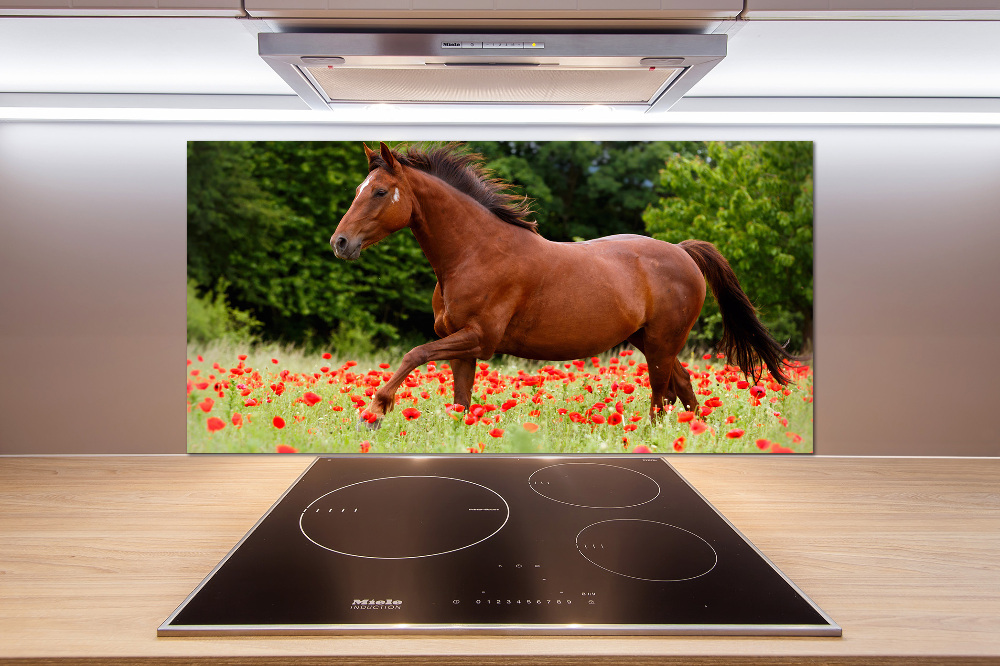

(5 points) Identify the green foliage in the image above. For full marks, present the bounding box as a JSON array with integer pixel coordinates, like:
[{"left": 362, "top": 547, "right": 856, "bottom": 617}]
[
  {"left": 468, "top": 141, "right": 701, "bottom": 242},
  {"left": 186, "top": 278, "right": 261, "bottom": 344},
  {"left": 643, "top": 141, "right": 814, "bottom": 352}
]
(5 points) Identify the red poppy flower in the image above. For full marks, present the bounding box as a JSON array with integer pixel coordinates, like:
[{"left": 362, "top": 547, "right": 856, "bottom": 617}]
[
  {"left": 522, "top": 422, "right": 539, "bottom": 433},
  {"left": 699, "top": 406, "right": 713, "bottom": 418},
  {"left": 402, "top": 407, "right": 421, "bottom": 420},
  {"left": 750, "top": 386, "right": 766, "bottom": 399},
  {"left": 231, "top": 413, "right": 242, "bottom": 427},
  {"left": 199, "top": 397, "right": 214, "bottom": 413},
  {"left": 705, "top": 397, "right": 722, "bottom": 408},
  {"left": 770, "top": 443, "right": 794, "bottom": 453},
  {"left": 206, "top": 417, "right": 225, "bottom": 433},
  {"left": 737, "top": 380, "right": 750, "bottom": 390},
  {"left": 244, "top": 398, "right": 258, "bottom": 407},
  {"left": 673, "top": 436, "right": 685, "bottom": 452},
  {"left": 608, "top": 412, "right": 623, "bottom": 426},
  {"left": 272, "top": 416, "right": 285, "bottom": 429},
  {"left": 689, "top": 420, "right": 708, "bottom": 435},
  {"left": 489, "top": 428, "right": 504, "bottom": 438},
  {"left": 379, "top": 363, "right": 390, "bottom": 369},
  {"left": 359, "top": 441, "right": 371, "bottom": 453},
  {"left": 464, "top": 414, "right": 477, "bottom": 425},
  {"left": 501, "top": 399, "right": 517, "bottom": 412},
  {"left": 276, "top": 444, "right": 297, "bottom": 453},
  {"left": 322, "top": 353, "right": 332, "bottom": 360},
  {"left": 623, "top": 424, "right": 637, "bottom": 432},
  {"left": 785, "top": 432, "right": 803, "bottom": 443},
  {"left": 726, "top": 428, "right": 745, "bottom": 439},
  {"left": 399, "top": 430, "right": 407, "bottom": 437},
  {"left": 303, "top": 392, "right": 322, "bottom": 407},
  {"left": 677, "top": 411, "right": 695, "bottom": 423},
  {"left": 590, "top": 414, "right": 606, "bottom": 425},
  {"left": 631, "top": 445, "right": 652, "bottom": 454},
  {"left": 755, "top": 438, "right": 771, "bottom": 450},
  {"left": 238, "top": 354, "right": 247, "bottom": 361},
  {"left": 271, "top": 358, "right": 279, "bottom": 364},
  {"left": 620, "top": 384, "right": 635, "bottom": 394},
  {"left": 449, "top": 404, "right": 466, "bottom": 413},
  {"left": 196, "top": 381, "right": 210, "bottom": 391}
]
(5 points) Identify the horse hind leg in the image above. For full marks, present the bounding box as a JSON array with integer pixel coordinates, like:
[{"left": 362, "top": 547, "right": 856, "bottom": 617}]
[
  {"left": 669, "top": 358, "right": 698, "bottom": 413},
  {"left": 628, "top": 331, "right": 678, "bottom": 418},
  {"left": 644, "top": 351, "right": 678, "bottom": 419}
]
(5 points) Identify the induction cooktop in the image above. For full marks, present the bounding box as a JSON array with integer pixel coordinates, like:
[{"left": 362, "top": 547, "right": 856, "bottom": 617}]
[{"left": 159, "top": 455, "right": 840, "bottom": 636}]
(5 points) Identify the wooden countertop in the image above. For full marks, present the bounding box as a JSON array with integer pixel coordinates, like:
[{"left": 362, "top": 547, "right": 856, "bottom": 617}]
[{"left": 1, "top": 455, "right": 997, "bottom": 665}]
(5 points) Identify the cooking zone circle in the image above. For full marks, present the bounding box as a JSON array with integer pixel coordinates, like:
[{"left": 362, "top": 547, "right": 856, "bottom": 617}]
[
  {"left": 576, "top": 519, "right": 718, "bottom": 582},
  {"left": 299, "top": 476, "right": 509, "bottom": 559},
  {"left": 528, "top": 463, "right": 661, "bottom": 508}
]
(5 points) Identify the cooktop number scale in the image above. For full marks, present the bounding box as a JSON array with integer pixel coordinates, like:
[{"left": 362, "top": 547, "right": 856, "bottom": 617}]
[{"left": 159, "top": 456, "right": 840, "bottom": 636}]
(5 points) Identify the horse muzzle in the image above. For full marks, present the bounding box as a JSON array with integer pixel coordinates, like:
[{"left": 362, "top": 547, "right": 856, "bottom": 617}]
[{"left": 331, "top": 234, "right": 363, "bottom": 261}]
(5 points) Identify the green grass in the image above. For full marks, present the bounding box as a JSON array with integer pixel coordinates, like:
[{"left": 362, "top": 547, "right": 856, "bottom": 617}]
[{"left": 186, "top": 340, "right": 813, "bottom": 455}]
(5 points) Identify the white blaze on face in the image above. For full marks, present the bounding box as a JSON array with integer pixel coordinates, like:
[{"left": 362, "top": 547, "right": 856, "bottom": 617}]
[
  {"left": 392, "top": 188, "right": 400, "bottom": 204},
  {"left": 355, "top": 173, "right": 374, "bottom": 201}
]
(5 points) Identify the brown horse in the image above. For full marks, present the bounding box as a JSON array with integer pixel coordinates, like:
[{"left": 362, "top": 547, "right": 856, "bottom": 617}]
[{"left": 331, "top": 142, "right": 793, "bottom": 426}]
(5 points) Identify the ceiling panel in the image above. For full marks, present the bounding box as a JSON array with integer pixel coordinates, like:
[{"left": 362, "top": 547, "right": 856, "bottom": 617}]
[
  {"left": 0, "top": 17, "right": 290, "bottom": 94},
  {"left": 687, "top": 20, "right": 1000, "bottom": 97},
  {"left": 0, "top": 16, "right": 998, "bottom": 100}
]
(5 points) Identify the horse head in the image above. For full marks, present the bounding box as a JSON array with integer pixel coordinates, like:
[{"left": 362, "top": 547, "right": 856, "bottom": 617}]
[{"left": 331, "top": 142, "right": 414, "bottom": 261}]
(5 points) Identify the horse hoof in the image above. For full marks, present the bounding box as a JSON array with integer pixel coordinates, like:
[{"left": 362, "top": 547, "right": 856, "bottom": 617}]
[{"left": 357, "top": 416, "right": 382, "bottom": 431}]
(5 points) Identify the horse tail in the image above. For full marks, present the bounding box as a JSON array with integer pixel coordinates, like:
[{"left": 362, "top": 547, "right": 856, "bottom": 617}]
[{"left": 679, "top": 239, "right": 795, "bottom": 386}]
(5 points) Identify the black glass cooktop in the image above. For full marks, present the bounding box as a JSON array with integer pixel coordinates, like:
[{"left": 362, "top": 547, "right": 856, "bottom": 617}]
[{"left": 159, "top": 456, "right": 840, "bottom": 636}]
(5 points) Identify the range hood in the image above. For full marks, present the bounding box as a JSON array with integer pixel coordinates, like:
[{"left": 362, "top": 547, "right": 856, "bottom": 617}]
[{"left": 258, "top": 32, "right": 726, "bottom": 113}]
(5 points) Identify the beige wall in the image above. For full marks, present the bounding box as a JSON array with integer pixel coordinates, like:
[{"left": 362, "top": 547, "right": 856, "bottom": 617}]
[{"left": 1, "top": 121, "right": 998, "bottom": 455}]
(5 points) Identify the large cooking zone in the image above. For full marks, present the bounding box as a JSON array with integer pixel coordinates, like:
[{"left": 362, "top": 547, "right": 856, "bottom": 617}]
[{"left": 160, "top": 456, "right": 839, "bottom": 636}]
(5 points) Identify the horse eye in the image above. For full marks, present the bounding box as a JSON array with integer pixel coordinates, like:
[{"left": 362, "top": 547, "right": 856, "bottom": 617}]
[{"left": 374, "top": 189, "right": 388, "bottom": 197}]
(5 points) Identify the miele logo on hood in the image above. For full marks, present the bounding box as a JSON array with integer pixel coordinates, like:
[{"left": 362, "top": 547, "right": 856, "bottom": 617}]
[{"left": 351, "top": 598, "right": 403, "bottom": 610}]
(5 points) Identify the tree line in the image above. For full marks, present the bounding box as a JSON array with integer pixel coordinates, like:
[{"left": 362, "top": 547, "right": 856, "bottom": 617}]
[{"left": 187, "top": 140, "right": 813, "bottom": 355}]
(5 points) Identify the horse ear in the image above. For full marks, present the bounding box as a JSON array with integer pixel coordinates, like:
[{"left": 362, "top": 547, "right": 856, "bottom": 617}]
[
  {"left": 363, "top": 143, "right": 376, "bottom": 160},
  {"left": 379, "top": 142, "right": 398, "bottom": 171}
]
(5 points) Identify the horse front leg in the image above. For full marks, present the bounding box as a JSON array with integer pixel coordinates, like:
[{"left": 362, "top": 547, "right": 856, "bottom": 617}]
[{"left": 364, "top": 328, "right": 485, "bottom": 428}]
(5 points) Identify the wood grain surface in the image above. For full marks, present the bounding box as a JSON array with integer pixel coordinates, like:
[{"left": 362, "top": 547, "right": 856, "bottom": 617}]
[{"left": 1, "top": 455, "right": 998, "bottom": 665}]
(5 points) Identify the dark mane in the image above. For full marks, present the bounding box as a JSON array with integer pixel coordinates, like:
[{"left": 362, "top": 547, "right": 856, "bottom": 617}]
[{"left": 368, "top": 143, "right": 538, "bottom": 234}]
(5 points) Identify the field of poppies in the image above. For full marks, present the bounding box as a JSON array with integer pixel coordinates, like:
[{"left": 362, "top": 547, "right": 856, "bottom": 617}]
[{"left": 186, "top": 342, "right": 813, "bottom": 455}]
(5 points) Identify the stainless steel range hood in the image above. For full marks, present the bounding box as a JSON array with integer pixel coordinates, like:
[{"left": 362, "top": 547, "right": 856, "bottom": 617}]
[{"left": 259, "top": 32, "right": 726, "bottom": 113}]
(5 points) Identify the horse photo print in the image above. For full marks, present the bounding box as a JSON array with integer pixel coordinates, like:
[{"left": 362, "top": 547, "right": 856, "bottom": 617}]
[{"left": 187, "top": 140, "right": 813, "bottom": 455}]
